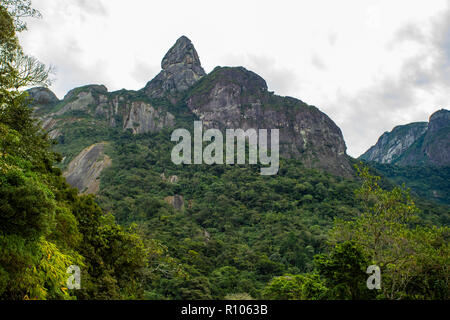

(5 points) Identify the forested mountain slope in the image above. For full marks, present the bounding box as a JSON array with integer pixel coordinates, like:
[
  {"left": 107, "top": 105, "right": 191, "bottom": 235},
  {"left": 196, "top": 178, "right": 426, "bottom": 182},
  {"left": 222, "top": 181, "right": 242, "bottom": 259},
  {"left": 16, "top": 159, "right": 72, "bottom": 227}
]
[
  {"left": 1, "top": 0, "right": 448, "bottom": 300},
  {"left": 360, "top": 109, "right": 450, "bottom": 205},
  {"left": 28, "top": 36, "right": 353, "bottom": 180}
]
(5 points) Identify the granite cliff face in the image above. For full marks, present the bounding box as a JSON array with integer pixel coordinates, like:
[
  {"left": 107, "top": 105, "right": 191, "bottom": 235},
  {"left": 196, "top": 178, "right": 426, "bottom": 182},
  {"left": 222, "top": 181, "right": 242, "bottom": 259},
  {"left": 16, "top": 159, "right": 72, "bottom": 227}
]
[
  {"left": 360, "top": 109, "right": 450, "bottom": 166},
  {"left": 360, "top": 122, "right": 428, "bottom": 164},
  {"left": 143, "top": 36, "right": 206, "bottom": 99},
  {"left": 27, "top": 87, "right": 59, "bottom": 106},
  {"left": 28, "top": 84, "right": 175, "bottom": 139},
  {"left": 397, "top": 109, "right": 450, "bottom": 166},
  {"left": 29, "top": 35, "right": 354, "bottom": 185},
  {"left": 63, "top": 142, "right": 111, "bottom": 194},
  {"left": 186, "top": 67, "right": 352, "bottom": 176}
]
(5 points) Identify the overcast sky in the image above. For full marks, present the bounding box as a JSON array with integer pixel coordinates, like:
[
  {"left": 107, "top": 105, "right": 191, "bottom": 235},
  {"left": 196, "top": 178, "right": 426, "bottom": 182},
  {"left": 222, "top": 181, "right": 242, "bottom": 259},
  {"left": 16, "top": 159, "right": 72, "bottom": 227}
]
[{"left": 18, "top": 0, "right": 450, "bottom": 157}]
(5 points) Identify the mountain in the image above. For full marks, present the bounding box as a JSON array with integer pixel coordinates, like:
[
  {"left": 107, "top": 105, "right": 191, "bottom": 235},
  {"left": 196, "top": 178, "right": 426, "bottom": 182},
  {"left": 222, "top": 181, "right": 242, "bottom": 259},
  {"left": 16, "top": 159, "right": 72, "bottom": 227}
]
[
  {"left": 360, "top": 109, "right": 450, "bottom": 205},
  {"left": 186, "top": 66, "right": 350, "bottom": 175},
  {"left": 143, "top": 35, "right": 206, "bottom": 99},
  {"left": 27, "top": 35, "right": 353, "bottom": 187},
  {"left": 18, "top": 36, "right": 450, "bottom": 300},
  {"left": 360, "top": 109, "right": 450, "bottom": 166},
  {"left": 359, "top": 122, "right": 428, "bottom": 164}
]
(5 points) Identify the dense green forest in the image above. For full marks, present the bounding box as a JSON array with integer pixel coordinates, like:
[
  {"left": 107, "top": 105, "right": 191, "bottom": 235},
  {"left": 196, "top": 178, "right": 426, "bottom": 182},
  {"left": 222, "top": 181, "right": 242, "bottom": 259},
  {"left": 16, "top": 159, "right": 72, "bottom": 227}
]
[
  {"left": 1, "top": 1, "right": 448, "bottom": 300},
  {"left": 0, "top": 1, "right": 151, "bottom": 299},
  {"left": 92, "top": 129, "right": 448, "bottom": 299},
  {"left": 368, "top": 162, "right": 450, "bottom": 206}
]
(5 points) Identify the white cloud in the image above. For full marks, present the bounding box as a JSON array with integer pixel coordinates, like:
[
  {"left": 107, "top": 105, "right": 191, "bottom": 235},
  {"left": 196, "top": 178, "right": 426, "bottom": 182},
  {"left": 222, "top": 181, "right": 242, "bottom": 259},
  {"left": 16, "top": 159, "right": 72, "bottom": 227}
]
[
  {"left": 329, "top": 2, "right": 450, "bottom": 156},
  {"left": 221, "top": 53, "right": 301, "bottom": 95}
]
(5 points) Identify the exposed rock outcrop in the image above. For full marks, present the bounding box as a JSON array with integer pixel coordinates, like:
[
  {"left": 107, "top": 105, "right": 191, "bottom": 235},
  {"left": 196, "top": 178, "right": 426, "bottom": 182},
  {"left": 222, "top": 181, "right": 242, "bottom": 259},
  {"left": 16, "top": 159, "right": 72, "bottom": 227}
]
[
  {"left": 360, "top": 122, "right": 428, "bottom": 164},
  {"left": 27, "top": 87, "right": 59, "bottom": 106},
  {"left": 30, "top": 35, "right": 356, "bottom": 178},
  {"left": 161, "top": 173, "right": 179, "bottom": 184},
  {"left": 187, "top": 67, "right": 352, "bottom": 177},
  {"left": 121, "top": 101, "right": 175, "bottom": 134},
  {"left": 164, "top": 195, "right": 185, "bottom": 210},
  {"left": 36, "top": 85, "right": 175, "bottom": 135},
  {"left": 64, "top": 142, "right": 112, "bottom": 194},
  {"left": 143, "top": 36, "right": 206, "bottom": 99},
  {"left": 398, "top": 109, "right": 450, "bottom": 166},
  {"left": 63, "top": 84, "right": 108, "bottom": 101},
  {"left": 360, "top": 109, "right": 450, "bottom": 166}
]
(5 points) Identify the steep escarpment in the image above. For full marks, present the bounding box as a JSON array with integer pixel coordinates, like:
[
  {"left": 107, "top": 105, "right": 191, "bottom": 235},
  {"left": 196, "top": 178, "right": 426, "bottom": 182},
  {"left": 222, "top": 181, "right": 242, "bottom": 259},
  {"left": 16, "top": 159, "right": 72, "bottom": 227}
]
[
  {"left": 30, "top": 35, "right": 354, "bottom": 183},
  {"left": 143, "top": 36, "right": 206, "bottom": 100},
  {"left": 360, "top": 109, "right": 450, "bottom": 205},
  {"left": 187, "top": 67, "right": 352, "bottom": 177},
  {"left": 360, "top": 122, "right": 428, "bottom": 164},
  {"left": 28, "top": 85, "right": 176, "bottom": 140},
  {"left": 397, "top": 109, "right": 450, "bottom": 166},
  {"left": 361, "top": 109, "right": 450, "bottom": 166}
]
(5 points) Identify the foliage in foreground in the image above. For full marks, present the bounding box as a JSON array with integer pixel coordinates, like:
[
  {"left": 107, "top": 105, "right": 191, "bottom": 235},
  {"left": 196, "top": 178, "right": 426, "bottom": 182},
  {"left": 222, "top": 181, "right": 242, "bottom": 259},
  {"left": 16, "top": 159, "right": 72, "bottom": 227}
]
[
  {"left": 1, "top": 0, "right": 448, "bottom": 300},
  {"left": 0, "top": 1, "right": 154, "bottom": 300},
  {"left": 263, "top": 165, "right": 449, "bottom": 300}
]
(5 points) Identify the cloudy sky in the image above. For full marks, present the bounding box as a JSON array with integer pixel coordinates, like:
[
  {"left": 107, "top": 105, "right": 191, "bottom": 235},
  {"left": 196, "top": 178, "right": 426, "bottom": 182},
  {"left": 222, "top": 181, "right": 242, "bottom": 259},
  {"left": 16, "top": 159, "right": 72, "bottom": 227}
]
[{"left": 18, "top": 0, "right": 450, "bottom": 157}]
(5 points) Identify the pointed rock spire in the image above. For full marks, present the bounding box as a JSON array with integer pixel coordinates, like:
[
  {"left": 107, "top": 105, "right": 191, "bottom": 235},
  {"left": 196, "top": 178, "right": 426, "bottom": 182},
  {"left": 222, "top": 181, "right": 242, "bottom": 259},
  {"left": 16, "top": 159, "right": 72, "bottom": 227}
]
[
  {"left": 161, "top": 36, "right": 202, "bottom": 69},
  {"left": 143, "top": 36, "right": 206, "bottom": 99}
]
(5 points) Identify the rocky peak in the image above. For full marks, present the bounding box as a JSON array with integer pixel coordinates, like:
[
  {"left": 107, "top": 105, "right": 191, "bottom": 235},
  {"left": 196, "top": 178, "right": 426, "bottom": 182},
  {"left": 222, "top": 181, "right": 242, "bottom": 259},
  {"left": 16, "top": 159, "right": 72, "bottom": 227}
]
[
  {"left": 64, "top": 84, "right": 108, "bottom": 101},
  {"left": 186, "top": 66, "right": 268, "bottom": 113},
  {"left": 428, "top": 109, "right": 450, "bottom": 134},
  {"left": 359, "top": 122, "right": 428, "bottom": 164},
  {"left": 360, "top": 108, "right": 450, "bottom": 166},
  {"left": 161, "top": 36, "right": 202, "bottom": 70},
  {"left": 28, "top": 37, "right": 356, "bottom": 178},
  {"left": 186, "top": 66, "right": 353, "bottom": 177},
  {"left": 143, "top": 36, "right": 206, "bottom": 99},
  {"left": 26, "top": 87, "right": 59, "bottom": 105}
]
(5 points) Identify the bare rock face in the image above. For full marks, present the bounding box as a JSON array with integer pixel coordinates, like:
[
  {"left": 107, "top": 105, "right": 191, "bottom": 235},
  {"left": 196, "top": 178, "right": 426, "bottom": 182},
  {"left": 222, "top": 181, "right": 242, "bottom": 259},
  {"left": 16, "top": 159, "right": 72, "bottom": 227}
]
[
  {"left": 187, "top": 67, "right": 353, "bottom": 177},
  {"left": 35, "top": 85, "right": 111, "bottom": 136},
  {"left": 64, "top": 84, "right": 107, "bottom": 101},
  {"left": 64, "top": 142, "right": 112, "bottom": 194},
  {"left": 38, "top": 85, "right": 175, "bottom": 136},
  {"left": 164, "top": 195, "right": 185, "bottom": 210},
  {"left": 26, "top": 87, "right": 60, "bottom": 118},
  {"left": 27, "top": 87, "right": 59, "bottom": 106},
  {"left": 121, "top": 101, "right": 175, "bottom": 134},
  {"left": 143, "top": 36, "right": 206, "bottom": 99},
  {"left": 56, "top": 90, "right": 97, "bottom": 115},
  {"left": 428, "top": 109, "right": 450, "bottom": 134},
  {"left": 398, "top": 109, "right": 450, "bottom": 166},
  {"left": 161, "top": 173, "right": 179, "bottom": 183},
  {"left": 360, "top": 109, "right": 450, "bottom": 166},
  {"left": 29, "top": 36, "right": 357, "bottom": 178},
  {"left": 360, "top": 122, "right": 428, "bottom": 164}
]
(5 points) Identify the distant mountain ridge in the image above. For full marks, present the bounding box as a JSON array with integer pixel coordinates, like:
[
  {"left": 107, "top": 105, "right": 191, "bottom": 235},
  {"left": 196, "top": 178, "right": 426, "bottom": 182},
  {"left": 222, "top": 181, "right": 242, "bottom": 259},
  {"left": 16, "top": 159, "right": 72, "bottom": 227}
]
[
  {"left": 360, "top": 109, "right": 450, "bottom": 166},
  {"left": 27, "top": 35, "right": 353, "bottom": 188}
]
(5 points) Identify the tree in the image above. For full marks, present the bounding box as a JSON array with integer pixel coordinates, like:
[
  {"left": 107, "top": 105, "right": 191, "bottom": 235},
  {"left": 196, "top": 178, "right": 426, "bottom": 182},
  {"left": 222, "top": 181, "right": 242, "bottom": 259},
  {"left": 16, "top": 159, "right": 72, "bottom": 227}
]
[
  {"left": 262, "top": 273, "right": 327, "bottom": 300},
  {"left": 314, "top": 241, "right": 374, "bottom": 300},
  {"left": 0, "top": 1, "right": 151, "bottom": 300},
  {"left": 2, "top": 0, "right": 42, "bottom": 32},
  {"left": 330, "top": 164, "right": 449, "bottom": 299},
  {"left": 0, "top": 0, "right": 50, "bottom": 107}
]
